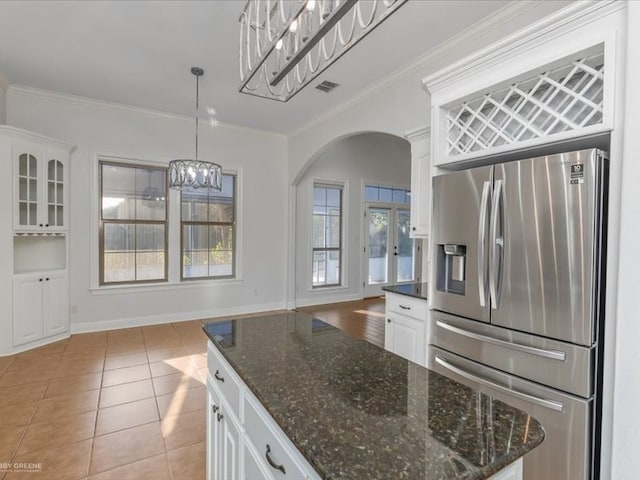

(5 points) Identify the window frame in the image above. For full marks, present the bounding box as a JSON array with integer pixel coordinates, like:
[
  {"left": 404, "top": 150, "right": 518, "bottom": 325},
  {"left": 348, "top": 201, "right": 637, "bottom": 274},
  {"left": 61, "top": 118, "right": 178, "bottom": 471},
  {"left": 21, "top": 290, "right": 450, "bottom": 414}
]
[
  {"left": 98, "top": 160, "right": 169, "bottom": 286},
  {"left": 311, "top": 182, "right": 344, "bottom": 289},
  {"left": 180, "top": 173, "right": 237, "bottom": 281}
]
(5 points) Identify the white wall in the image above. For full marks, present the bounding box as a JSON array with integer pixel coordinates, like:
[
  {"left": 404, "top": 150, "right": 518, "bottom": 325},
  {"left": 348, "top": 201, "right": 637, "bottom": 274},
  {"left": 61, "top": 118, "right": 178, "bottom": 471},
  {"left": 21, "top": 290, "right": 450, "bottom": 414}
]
[
  {"left": 294, "top": 133, "right": 410, "bottom": 306},
  {"left": 6, "top": 86, "right": 289, "bottom": 331},
  {"left": 0, "top": 82, "right": 6, "bottom": 124},
  {"left": 286, "top": 1, "right": 572, "bottom": 184},
  {"left": 610, "top": 2, "right": 640, "bottom": 478}
]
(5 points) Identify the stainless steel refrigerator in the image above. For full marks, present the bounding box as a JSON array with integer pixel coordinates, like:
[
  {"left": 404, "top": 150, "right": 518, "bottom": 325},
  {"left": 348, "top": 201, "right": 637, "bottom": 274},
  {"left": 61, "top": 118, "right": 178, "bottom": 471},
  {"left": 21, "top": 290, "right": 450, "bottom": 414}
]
[{"left": 428, "top": 148, "right": 607, "bottom": 480}]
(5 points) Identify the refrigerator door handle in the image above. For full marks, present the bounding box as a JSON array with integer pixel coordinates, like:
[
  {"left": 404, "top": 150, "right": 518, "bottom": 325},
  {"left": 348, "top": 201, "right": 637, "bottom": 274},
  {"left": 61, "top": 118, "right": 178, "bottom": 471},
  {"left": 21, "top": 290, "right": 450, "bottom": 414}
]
[
  {"left": 477, "top": 181, "right": 491, "bottom": 307},
  {"left": 434, "top": 355, "right": 565, "bottom": 412},
  {"left": 489, "top": 179, "right": 504, "bottom": 309},
  {"left": 435, "top": 320, "right": 567, "bottom": 361}
]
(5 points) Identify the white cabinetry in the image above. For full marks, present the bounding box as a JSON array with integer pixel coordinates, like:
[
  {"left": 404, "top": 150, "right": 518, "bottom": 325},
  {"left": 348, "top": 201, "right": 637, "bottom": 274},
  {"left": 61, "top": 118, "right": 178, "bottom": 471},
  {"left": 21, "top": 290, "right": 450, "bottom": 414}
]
[
  {"left": 0, "top": 126, "right": 74, "bottom": 356},
  {"left": 384, "top": 292, "right": 428, "bottom": 366},
  {"left": 14, "top": 141, "right": 69, "bottom": 232},
  {"left": 206, "top": 342, "right": 321, "bottom": 480},
  {"left": 12, "top": 271, "right": 68, "bottom": 347},
  {"left": 405, "top": 127, "right": 430, "bottom": 238}
]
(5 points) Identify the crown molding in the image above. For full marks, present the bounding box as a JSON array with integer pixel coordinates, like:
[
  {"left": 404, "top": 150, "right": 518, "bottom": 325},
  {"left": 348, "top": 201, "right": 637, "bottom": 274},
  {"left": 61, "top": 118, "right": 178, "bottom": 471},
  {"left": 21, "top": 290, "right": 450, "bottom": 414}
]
[
  {"left": 422, "top": 0, "right": 623, "bottom": 93},
  {"left": 0, "top": 72, "right": 9, "bottom": 91},
  {"left": 290, "top": 0, "right": 544, "bottom": 137},
  {"left": 404, "top": 126, "right": 430, "bottom": 142},
  {"left": 0, "top": 125, "right": 76, "bottom": 152},
  {"left": 8, "top": 85, "right": 286, "bottom": 139}
]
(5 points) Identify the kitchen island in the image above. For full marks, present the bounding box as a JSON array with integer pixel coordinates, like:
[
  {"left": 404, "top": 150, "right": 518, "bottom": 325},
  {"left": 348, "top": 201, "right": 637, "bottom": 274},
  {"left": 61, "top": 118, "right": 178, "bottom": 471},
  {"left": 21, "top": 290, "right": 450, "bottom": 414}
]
[{"left": 203, "top": 311, "right": 544, "bottom": 480}]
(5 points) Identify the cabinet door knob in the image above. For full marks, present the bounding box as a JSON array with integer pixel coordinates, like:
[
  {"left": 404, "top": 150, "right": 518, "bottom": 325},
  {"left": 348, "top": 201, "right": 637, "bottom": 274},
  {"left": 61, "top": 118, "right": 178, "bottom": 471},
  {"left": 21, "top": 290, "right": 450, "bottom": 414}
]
[
  {"left": 39, "top": 278, "right": 43, "bottom": 282},
  {"left": 214, "top": 370, "right": 225, "bottom": 383},
  {"left": 217, "top": 413, "right": 224, "bottom": 422},
  {"left": 412, "top": 227, "right": 416, "bottom": 231},
  {"left": 39, "top": 223, "right": 43, "bottom": 227},
  {"left": 45, "top": 224, "right": 49, "bottom": 227},
  {"left": 46, "top": 278, "right": 49, "bottom": 281},
  {"left": 387, "top": 318, "right": 391, "bottom": 323},
  {"left": 212, "top": 404, "right": 219, "bottom": 413},
  {"left": 265, "top": 444, "right": 286, "bottom": 475}
]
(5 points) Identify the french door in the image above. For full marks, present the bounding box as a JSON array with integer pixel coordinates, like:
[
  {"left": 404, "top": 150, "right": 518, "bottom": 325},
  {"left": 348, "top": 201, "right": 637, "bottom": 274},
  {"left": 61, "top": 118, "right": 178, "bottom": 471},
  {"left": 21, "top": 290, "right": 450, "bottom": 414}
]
[{"left": 364, "top": 204, "right": 421, "bottom": 297}]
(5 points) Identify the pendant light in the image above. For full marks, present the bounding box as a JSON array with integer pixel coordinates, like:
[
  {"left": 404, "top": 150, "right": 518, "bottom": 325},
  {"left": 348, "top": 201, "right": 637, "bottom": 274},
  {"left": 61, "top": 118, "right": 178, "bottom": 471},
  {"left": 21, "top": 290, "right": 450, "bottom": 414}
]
[{"left": 168, "top": 67, "right": 222, "bottom": 190}]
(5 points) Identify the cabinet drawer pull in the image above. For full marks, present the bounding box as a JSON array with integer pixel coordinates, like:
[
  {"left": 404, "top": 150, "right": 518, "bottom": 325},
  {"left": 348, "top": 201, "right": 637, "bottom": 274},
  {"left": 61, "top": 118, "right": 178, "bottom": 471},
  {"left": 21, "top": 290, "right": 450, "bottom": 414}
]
[
  {"left": 399, "top": 304, "right": 411, "bottom": 310},
  {"left": 217, "top": 412, "right": 224, "bottom": 422},
  {"left": 214, "top": 370, "right": 225, "bottom": 382},
  {"left": 265, "top": 444, "right": 286, "bottom": 474}
]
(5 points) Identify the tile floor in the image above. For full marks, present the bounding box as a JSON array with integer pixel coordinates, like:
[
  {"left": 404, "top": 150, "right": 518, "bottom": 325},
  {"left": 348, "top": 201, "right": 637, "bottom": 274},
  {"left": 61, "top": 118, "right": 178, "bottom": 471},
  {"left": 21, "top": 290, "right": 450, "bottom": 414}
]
[{"left": 0, "top": 298, "right": 385, "bottom": 480}]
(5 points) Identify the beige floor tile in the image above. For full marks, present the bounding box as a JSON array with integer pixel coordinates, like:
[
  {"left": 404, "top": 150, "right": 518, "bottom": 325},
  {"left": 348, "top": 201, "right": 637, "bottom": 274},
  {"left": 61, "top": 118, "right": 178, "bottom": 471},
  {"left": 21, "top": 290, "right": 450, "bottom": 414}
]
[
  {"left": 107, "top": 328, "right": 144, "bottom": 344},
  {"left": 161, "top": 408, "right": 206, "bottom": 451},
  {"left": 15, "top": 339, "right": 67, "bottom": 358},
  {"left": 98, "top": 379, "right": 155, "bottom": 408},
  {"left": 95, "top": 397, "right": 159, "bottom": 436},
  {"left": 167, "top": 441, "right": 206, "bottom": 480},
  {"left": 89, "top": 422, "right": 165, "bottom": 475},
  {"left": 103, "top": 352, "right": 148, "bottom": 371},
  {"left": 142, "top": 324, "right": 178, "bottom": 340},
  {"left": 190, "top": 353, "right": 207, "bottom": 369},
  {"left": 183, "top": 341, "right": 208, "bottom": 356},
  {"left": 0, "top": 356, "right": 15, "bottom": 376},
  {"left": 6, "top": 438, "right": 92, "bottom": 480},
  {"left": 6, "top": 352, "right": 63, "bottom": 371},
  {"left": 149, "top": 357, "right": 197, "bottom": 378},
  {"left": 87, "top": 453, "right": 171, "bottom": 480},
  {"left": 144, "top": 337, "right": 185, "bottom": 353},
  {"left": 0, "top": 424, "right": 27, "bottom": 462},
  {"left": 18, "top": 411, "right": 96, "bottom": 455},
  {"left": 31, "top": 390, "right": 99, "bottom": 423},
  {"left": 152, "top": 372, "right": 204, "bottom": 396},
  {"left": 146, "top": 346, "right": 189, "bottom": 363},
  {"left": 56, "top": 358, "right": 105, "bottom": 377},
  {"left": 45, "top": 373, "right": 103, "bottom": 398},
  {"left": 105, "top": 342, "right": 147, "bottom": 357},
  {"left": 0, "top": 401, "right": 39, "bottom": 428},
  {"left": 156, "top": 385, "right": 206, "bottom": 419},
  {"left": 0, "top": 383, "right": 48, "bottom": 408},
  {"left": 0, "top": 367, "right": 58, "bottom": 388},
  {"left": 101, "top": 364, "right": 150, "bottom": 387}
]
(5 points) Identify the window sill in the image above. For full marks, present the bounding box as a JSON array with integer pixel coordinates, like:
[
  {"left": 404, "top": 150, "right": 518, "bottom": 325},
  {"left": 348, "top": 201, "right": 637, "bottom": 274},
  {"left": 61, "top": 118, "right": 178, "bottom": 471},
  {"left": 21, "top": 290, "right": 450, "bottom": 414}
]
[
  {"left": 308, "top": 285, "right": 349, "bottom": 293},
  {"left": 90, "top": 277, "right": 244, "bottom": 296}
]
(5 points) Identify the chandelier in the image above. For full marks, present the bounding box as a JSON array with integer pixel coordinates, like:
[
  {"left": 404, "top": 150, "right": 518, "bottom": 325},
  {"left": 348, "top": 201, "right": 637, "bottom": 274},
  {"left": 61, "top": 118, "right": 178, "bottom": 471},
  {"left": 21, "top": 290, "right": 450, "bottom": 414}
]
[
  {"left": 239, "top": 0, "right": 407, "bottom": 102},
  {"left": 168, "top": 67, "right": 223, "bottom": 190}
]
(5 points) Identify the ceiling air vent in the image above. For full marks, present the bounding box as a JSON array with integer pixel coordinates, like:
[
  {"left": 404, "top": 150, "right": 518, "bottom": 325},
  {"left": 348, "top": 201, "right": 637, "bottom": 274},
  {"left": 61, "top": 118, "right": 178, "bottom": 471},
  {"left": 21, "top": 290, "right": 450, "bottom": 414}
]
[{"left": 315, "top": 81, "right": 340, "bottom": 93}]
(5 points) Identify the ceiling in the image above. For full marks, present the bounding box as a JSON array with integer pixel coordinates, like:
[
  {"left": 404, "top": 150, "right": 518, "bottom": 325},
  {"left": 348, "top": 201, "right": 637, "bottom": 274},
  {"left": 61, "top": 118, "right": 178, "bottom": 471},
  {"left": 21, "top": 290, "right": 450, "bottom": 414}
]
[{"left": 0, "top": 1, "right": 509, "bottom": 134}]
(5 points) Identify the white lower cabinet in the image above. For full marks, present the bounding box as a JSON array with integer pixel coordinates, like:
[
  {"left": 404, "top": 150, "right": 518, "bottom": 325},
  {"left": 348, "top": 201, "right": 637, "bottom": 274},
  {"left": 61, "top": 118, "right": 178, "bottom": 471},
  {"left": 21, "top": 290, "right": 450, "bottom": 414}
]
[
  {"left": 207, "top": 342, "right": 321, "bottom": 480},
  {"left": 384, "top": 292, "right": 428, "bottom": 366},
  {"left": 12, "top": 270, "right": 68, "bottom": 347}
]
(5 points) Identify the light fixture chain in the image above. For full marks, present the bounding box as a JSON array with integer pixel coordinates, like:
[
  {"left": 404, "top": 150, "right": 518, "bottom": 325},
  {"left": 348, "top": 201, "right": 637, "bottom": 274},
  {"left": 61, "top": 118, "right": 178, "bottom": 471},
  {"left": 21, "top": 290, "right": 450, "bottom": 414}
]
[{"left": 195, "top": 72, "right": 199, "bottom": 161}]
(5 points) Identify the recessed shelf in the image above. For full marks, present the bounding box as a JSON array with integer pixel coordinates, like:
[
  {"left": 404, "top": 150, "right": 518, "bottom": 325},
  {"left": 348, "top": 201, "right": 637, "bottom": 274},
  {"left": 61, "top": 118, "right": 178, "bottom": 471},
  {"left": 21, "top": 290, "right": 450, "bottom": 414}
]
[{"left": 13, "top": 236, "right": 67, "bottom": 274}]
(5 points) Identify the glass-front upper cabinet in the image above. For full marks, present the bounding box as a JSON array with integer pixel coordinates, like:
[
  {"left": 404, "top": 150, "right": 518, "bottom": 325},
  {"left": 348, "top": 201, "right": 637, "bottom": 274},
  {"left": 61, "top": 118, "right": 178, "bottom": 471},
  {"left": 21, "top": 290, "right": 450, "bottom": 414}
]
[{"left": 14, "top": 144, "right": 69, "bottom": 232}]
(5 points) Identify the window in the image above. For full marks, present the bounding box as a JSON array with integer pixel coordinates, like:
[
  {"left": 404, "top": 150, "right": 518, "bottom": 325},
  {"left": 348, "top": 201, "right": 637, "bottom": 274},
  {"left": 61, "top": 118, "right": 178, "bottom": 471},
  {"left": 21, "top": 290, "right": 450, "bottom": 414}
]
[
  {"left": 312, "top": 184, "right": 342, "bottom": 287},
  {"left": 364, "top": 184, "right": 410, "bottom": 204},
  {"left": 181, "top": 174, "right": 236, "bottom": 279},
  {"left": 99, "top": 162, "right": 167, "bottom": 285}
]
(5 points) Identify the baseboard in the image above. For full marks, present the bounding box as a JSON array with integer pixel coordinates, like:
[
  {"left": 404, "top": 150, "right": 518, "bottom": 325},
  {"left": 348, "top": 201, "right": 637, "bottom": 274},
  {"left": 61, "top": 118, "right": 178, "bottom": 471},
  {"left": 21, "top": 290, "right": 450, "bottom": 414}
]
[
  {"left": 70, "top": 301, "right": 287, "bottom": 334},
  {"left": 294, "top": 292, "right": 363, "bottom": 308}
]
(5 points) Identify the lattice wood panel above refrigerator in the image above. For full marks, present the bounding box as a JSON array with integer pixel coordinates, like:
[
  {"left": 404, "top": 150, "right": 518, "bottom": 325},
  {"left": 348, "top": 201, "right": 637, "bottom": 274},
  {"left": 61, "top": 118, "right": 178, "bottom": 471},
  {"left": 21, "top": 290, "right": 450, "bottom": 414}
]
[{"left": 446, "top": 52, "right": 604, "bottom": 157}]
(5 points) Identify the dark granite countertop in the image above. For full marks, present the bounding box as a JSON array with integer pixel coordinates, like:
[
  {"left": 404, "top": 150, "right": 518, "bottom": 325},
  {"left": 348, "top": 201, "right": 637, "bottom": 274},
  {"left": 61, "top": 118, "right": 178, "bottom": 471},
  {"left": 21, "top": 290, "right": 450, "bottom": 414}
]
[
  {"left": 203, "top": 312, "right": 543, "bottom": 480},
  {"left": 382, "top": 282, "right": 430, "bottom": 300}
]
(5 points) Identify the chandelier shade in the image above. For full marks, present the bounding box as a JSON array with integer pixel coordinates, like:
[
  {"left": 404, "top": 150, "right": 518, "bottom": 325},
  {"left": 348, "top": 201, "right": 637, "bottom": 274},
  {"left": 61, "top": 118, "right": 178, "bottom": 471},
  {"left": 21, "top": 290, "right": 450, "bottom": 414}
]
[
  {"left": 239, "top": 0, "right": 408, "bottom": 102},
  {"left": 169, "top": 67, "right": 223, "bottom": 191}
]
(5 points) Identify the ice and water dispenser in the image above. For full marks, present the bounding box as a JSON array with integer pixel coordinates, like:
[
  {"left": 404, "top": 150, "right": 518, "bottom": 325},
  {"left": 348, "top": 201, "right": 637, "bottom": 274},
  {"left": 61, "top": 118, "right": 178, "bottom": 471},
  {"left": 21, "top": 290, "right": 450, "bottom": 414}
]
[{"left": 435, "top": 244, "right": 466, "bottom": 295}]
